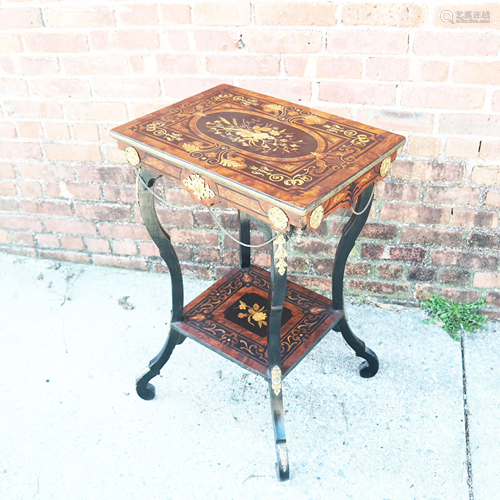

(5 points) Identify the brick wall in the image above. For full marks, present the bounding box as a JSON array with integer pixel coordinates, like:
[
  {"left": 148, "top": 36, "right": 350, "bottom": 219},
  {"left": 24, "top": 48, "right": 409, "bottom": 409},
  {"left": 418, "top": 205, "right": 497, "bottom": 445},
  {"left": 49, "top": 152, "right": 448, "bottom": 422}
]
[{"left": 1, "top": 1, "right": 499, "bottom": 316}]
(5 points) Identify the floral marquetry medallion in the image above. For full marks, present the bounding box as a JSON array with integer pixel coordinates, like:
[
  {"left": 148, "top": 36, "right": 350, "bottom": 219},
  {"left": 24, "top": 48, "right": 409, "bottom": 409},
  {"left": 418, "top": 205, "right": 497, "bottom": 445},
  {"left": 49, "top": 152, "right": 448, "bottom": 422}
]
[{"left": 111, "top": 84, "right": 405, "bottom": 221}]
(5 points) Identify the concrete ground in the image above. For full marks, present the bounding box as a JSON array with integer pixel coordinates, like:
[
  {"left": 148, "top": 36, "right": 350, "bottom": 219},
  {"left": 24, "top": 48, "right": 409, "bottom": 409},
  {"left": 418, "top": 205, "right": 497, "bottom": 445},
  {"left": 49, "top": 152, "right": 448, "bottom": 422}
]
[{"left": 0, "top": 251, "right": 498, "bottom": 500}]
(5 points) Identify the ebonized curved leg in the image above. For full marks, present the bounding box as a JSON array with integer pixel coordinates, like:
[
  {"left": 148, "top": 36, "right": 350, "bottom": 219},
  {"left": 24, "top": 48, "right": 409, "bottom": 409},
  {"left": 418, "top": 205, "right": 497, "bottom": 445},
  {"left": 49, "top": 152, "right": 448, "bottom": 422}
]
[
  {"left": 332, "top": 184, "right": 379, "bottom": 378},
  {"left": 268, "top": 228, "right": 290, "bottom": 481},
  {"left": 135, "top": 167, "right": 185, "bottom": 400}
]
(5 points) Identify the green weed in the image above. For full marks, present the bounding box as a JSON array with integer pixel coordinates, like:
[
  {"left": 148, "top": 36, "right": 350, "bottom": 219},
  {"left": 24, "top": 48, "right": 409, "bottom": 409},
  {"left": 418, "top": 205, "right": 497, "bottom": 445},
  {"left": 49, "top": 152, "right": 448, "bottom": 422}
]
[{"left": 421, "top": 295, "right": 488, "bottom": 341}]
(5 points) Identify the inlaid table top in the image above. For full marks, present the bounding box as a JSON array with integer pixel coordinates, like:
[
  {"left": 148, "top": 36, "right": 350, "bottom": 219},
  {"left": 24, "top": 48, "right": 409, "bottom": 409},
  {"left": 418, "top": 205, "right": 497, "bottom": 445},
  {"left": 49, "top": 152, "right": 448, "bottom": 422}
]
[{"left": 111, "top": 84, "right": 405, "bottom": 231}]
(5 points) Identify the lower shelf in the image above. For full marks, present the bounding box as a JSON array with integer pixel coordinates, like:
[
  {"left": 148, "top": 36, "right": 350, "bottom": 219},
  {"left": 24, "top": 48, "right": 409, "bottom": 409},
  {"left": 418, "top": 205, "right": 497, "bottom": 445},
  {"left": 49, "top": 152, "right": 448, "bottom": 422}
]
[{"left": 174, "top": 265, "right": 342, "bottom": 379}]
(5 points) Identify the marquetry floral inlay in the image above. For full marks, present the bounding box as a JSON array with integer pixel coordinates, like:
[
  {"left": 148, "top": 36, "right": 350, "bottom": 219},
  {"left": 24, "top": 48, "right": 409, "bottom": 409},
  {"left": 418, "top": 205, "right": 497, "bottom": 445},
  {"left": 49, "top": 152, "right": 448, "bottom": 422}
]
[
  {"left": 145, "top": 121, "right": 184, "bottom": 142},
  {"left": 237, "top": 300, "right": 268, "bottom": 328},
  {"left": 182, "top": 174, "right": 216, "bottom": 200}
]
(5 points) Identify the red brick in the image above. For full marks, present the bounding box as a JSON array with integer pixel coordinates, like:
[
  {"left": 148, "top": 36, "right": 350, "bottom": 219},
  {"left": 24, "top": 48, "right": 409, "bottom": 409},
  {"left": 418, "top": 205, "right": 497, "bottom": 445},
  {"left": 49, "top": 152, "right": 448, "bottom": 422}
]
[
  {"left": 162, "top": 77, "right": 227, "bottom": 99},
  {"left": 486, "top": 292, "right": 500, "bottom": 308},
  {"left": 182, "top": 263, "right": 213, "bottom": 280},
  {"left": 0, "top": 123, "right": 16, "bottom": 138},
  {"left": 360, "top": 223, "right": 398, "bottom": 240},
  {"left": 245, "top": 29, "right": 322, "bottom": 53},
  {"left": 0, "top": 163, "right": 15, "bottom": 178},
  {"left": 445, "top": 138, "right": 479, "bottom": 159},
  {"left": 37, "top": 234, "right": 60, "bottom": 248},
  {"left": 116, "top": 4, "right": 158, "bottom": 26},
  {"left": 194, "top": 247, "right": 221, "bottom": 263},
  {"left": 0, "top": 199, "right": 19, "bottom": 212},
  {"left": 440, "top": 114, "right": 500, "bottom": 136},
  {"left": 327, "top": 30, "right": 408, "bottom": 55},
  {"left": 0, "top": 181, "right": 16, "bottom": 196},
  {"left": 434, "top": 5, "right": 500, "bottom": 30},
  {"left": 160, "top": 4, "right": 191, "bottom": 24},
  {"left": 92, "top": 77, "right": 161, "bottom": 99},
  {"left": 65, "top": 102, "right": 128, "bottom": 121},
  {"left": 441, "top": 269, "right": 470, "bottom": 286},
  {"left": 0, "top": 8, "right": 42, "bottom": 29},
  {"left": 377, "top": 263, "right": 404, "bottom": 279},
  {"left": 74, "top": 203, "right": 130, "bottom": 222},
  {"left": 130, "top": 54, "right": 202, "bottom": 75},
  {"left": 289, "top": 276, "right": 331, "bottom": 292},
  {"left": 283, "top": 56, "right": 309, "bottom": 77},
  {"left": 46, "top": 182, "right": 100, "bottom": 200},
  {"left": 471, "top": 166, "right": 500, "bottom": 185},
  {"left": 44, "top": 124, "right": 70, "bottom": 141},
  {"left": 0, "top": 35, "right": 22, "bottom": 53},
  {"left": 44, "top": 219, "right": 97, "bottom": 236},
  {"left": 409, "top": 266, "right": 437, "bottom": 282},
  {"left": 156, "top": 208, "right": 194, "bottom": 227},
  {"left": 0, "top": 56, "right": 59, "bottom": 76},
  {"left": 164, "top": 29, "right": 191, "bottom": 51},
  {"left": 452, "top": 209, "right": 498, "bottom": 229},
  {"left": 346, "top": 262, "right": 371, "bottom": 277},
  {"left": 256, "top": 2, "right": 337, "bottom": 25},
  {"left": 0, "top": 247, "right": 37, "bottom": 258},
  {"left": 474, "top": 273, "right": 500, "bottom": 289},
  {"left": 5, "top": 100, "right": 63, "bottom": 119},
  {"left": 366, "top": 57, "right": 408, "bottom": 81},
  {"left": 406, "top": 136, "right": 441, "bottom": 158},
  {"left": 91, "top": 30, "right": 160, "bottom": 51},
  {"left": 43, "top": 6, "right": 113, "bottom": 27},
  {"left": 467, "top": 233, "right": 500, "bottom": 250},
  {"left": 23, "top": 33, "right": 89, "bottom": 53},
  {"left": 390, "top": 247, "right": 426, "bottom": 262},
  {"left": 170, "top": 228, "right": 218, "bottom": 246},
  {"left": 402, "top": 85, "right": 485, "bottom": 110},
  {"left": 21, "top": 200, "right": 73, "bottom": 216},
  {"left": 93, "top": 254, "right": 148, "bottom": 271},
  {"left": 375, "top": 182, "right": 420, "bottom": 202},
  {"left": 361, "top": 244, "right": 384, "bottom": 259},
  {"left": 415, "top": 285, "right": 480, "bottom": 303},
  {"left": 43, "top": 144, "right": 101, "bottom": 163},
  {"left": 61, "top": 54, "right": 129, "bottom": 76},
  {"left": 17, "top": 122, "right": 43, "bottom": 139},
  {"left": 342, "top": 3, "right": 427, "bottom": 27},
  {"left": 0, "top": 229, "right": 11, "bottom": 244},
  {"left": 381, "top": 203, "right": 451, "bottom": 225},
  {"left": 431, "top": 251, "right": 458, "bottom": 267},
  {"left": 317, "top": 57, "right": 363, "bottom": 79},
  {"left": 11, "top": 232, "right": 34, "bottom": 246},
  {"left": 206, "top": 55, "right": 280, "bottom": 76},
  {"left": 0, "top": 215, "right": 42, "bottom": 231},
  {"left": 486, "top": 190, "right": 500, "bottom": 208},
  {"left": 0, "top": 78, "right": 28, "bottom": 97},
  {"left": 348, "top": 280, "right": 410, "bottom": 296},
  {"left": 86, "top": 238, "right": 110, "bottom": 254},
  {"left": 401, "top": 227, "right": 462, "bottom": 247},
  {"left": 112, "top": 240, "right": 138, "bottom": 255},
  {"left": 190, "top": 29, "right": 236, "bottom": 51},
  {"left": 223, "top": 251, "right": 238, "bottom": 266},
  {"left": 424, "top": 187, "right": 480, "bottom": 206},
  {"left": 77, "top": 166, "right": 134, "bottom": 184},
  {"left": 413, "top": 32, "right": 500, "bottom": 57},
  {"left": 320, "top": 82, "right": 396, "bottom": 105},
  {"left": 99, "top": 223, "right": 149, "bottom": 240},
  {"left": 409, "top": 60, "right": 449, "bottom": 82},
  {"left": 237, "top": 79, "right": 311, "bottom": 102},
  {"left": 39, "top": 250, "right": 90, "bottom": 265},
  {"left": 194, "top": 2, "right": 250, "bottom": 26},
  {"left": 289, "top": 256, "right": 311, "bottom": 273},
  {"left": 0, "top": 142, "right": 41, "bottom": 159},
  {"left": 454, "top": 61, "right": 500, "bottom": 85},
  {"left": 390, "top": 161, "right": 465, "bottom": 183},
  {"left": 102, "top": 186, "right": 136, "bottom": 203},
  {"left": 61, "top": 236, "right": 85, "bottom": 251},
  {"left": 18, "top": 163, "right": 74, "bottom": 181},
  {"left": 30, "top": 79, "right": 91, "bottom": 99},
  {"left": 480, "top": 141, "right": 500, "bottom": 162},
  {"left": 72, "top": 124, "right": 99, "bottom": 141},
  {"left": 458, "top": 252, "right": 499, "bottom": 270},
  {"left": 356, "top": 109, "right": 434, "bottom": 133}
]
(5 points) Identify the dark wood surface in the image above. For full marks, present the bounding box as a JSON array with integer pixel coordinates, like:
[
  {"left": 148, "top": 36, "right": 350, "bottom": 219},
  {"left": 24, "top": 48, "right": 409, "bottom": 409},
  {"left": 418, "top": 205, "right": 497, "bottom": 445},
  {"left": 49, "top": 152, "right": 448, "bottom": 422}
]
[
  {"left": 111, "top": 84, "right": 405, "bottom": 224},
  {"left": 174, "top": 265, "right": 342, "bottom": 378}
]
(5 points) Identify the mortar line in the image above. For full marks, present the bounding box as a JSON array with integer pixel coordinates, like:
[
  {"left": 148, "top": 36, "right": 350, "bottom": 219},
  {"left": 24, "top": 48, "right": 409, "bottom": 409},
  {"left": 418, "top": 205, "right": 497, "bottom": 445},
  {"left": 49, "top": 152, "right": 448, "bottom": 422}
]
[{"left": 461, "top": 333, "right": 474, "bottom": 500}]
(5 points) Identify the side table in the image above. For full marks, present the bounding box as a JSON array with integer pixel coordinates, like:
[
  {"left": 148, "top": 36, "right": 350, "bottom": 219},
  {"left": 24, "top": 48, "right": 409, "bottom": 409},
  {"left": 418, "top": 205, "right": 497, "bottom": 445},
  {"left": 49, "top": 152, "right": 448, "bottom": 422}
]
[{"left": 111, "top": 84, "right": 405, "bottom": 480}]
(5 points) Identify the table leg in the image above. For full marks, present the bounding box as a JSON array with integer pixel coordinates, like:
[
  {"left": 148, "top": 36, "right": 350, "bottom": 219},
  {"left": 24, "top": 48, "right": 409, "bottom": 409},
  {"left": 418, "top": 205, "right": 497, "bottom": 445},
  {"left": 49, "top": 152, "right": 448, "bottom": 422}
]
[
  {"left": 238, "top": 210, "right": 251, "bottom": 269},
  {"left": 332, "top": 184, "right": 379, "bottom": 378},
  {"left": 268, "top": 228, "right": 290, "bottom": 481},
  {"left": 135, "top": 167, "right": 185, "bottom": 400}
]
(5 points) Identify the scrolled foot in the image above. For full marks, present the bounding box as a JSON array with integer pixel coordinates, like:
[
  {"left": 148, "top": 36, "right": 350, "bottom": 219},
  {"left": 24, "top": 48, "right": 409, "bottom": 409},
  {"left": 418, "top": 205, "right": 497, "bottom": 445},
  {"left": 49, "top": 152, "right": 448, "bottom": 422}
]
[
  {"left": 359, "top": 347, "right": 379, "bottom": 378},
  {"left": 275, "top": 441, "right": 290, "bottom": 481},
  {"left": 136, "top": 369, "right": 157, "bottom": 400}
]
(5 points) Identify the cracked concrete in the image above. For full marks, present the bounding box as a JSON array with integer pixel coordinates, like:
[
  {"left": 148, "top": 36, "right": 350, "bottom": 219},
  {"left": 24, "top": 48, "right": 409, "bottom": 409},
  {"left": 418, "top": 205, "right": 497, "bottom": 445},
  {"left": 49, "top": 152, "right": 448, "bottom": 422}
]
[{"left": 0, "top": 252, "right": 498, "bottom": 499}]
